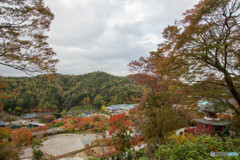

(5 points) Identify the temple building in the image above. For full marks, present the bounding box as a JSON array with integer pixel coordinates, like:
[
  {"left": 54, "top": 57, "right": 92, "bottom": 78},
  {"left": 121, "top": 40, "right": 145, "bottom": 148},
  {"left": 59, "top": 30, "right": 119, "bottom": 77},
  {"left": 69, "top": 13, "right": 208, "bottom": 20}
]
[{"left": 192, "top": 100, "right": 231, "bottom": 132}]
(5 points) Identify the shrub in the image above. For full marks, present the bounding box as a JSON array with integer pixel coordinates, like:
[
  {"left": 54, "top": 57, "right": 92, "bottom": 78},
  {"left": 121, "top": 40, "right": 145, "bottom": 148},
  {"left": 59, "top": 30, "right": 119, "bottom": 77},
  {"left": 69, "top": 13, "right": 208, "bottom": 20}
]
[
  {"left": 52, "top": 112, "right": 61, "bottom": 119},
  {"left": 154, "top": 136, "right": 240, "bottom": 160},
  {"left": 168, "top": 133, "right": 195, "bottom": 144},
  {"left": 51, "top": 119, "right": 64, "bottom": 127},
  {"left": 32, "top": 126, "right": 48, "bottom": 132},
  {"left": 12, "top": 127, "right": 32, "bottom": 146},
  {"left": 33, "top": 149, "right": 43, "bottom": 160},
  {"left": 43, "top": 115, "right": 56, "bottom": 122},
  {"left": 0, "top": 127, "right": 19, "bottom": 160}
]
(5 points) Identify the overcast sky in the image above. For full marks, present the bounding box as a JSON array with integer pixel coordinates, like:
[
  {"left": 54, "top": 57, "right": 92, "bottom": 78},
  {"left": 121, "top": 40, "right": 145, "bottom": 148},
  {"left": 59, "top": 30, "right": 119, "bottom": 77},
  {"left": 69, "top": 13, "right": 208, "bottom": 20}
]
[{"left": 1, "top": 0, "right": 200, "bottom": 77}]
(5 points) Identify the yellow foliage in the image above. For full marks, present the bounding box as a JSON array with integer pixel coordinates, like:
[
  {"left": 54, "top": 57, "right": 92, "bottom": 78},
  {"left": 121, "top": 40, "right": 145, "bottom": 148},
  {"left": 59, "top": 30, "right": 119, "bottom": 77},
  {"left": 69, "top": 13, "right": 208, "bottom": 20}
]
[
  {"left": 168, "top": 133, "right": 195, "bottom": 144},
  {"left": 101, "top": 105, "right": 106, "bottom": 111}
]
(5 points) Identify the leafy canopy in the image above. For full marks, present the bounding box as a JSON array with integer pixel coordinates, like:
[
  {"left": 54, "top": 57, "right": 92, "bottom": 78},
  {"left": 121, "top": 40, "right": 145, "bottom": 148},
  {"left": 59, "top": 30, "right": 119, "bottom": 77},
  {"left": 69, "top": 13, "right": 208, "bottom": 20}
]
[{"left": 0, "top": 0, "right": 58, "bottom": 74}]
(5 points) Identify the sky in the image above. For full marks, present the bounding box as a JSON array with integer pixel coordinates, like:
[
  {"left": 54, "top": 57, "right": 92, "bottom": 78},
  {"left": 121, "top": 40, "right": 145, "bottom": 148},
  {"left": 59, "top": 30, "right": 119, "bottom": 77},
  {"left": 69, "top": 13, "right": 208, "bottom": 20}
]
[{"left": 1, "top": 0, "right": 200, "bottom": 77}]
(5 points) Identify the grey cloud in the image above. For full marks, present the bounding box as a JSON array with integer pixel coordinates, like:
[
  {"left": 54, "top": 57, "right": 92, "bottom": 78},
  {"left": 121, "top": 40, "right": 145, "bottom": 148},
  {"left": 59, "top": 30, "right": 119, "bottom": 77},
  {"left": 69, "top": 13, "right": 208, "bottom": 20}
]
[
  {"left": 0, "top": 65, "right": 30, "bottom": 77},
  {"left": 1, "top": 0, "right": 201, "bottom": 76}
]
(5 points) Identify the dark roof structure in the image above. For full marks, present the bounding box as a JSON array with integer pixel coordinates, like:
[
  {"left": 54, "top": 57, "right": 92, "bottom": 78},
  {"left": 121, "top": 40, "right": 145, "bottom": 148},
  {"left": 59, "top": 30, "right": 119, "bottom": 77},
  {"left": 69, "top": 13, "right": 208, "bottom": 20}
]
[{"left": 192, "top": 118, "right": 231, "bottom": 126}]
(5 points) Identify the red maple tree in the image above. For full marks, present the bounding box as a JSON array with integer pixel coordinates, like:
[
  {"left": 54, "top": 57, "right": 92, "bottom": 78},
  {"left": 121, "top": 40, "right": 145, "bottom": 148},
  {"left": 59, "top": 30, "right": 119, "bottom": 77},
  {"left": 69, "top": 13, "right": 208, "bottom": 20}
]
[
  {"left": 12, "top": 127, "right": 32, "bottom": 146},
  {"left": 108, "top": 113, "right": 143, "bottom": 152},
  {"left": 32, "top": 126, "right": 48, "bottom": 132}
]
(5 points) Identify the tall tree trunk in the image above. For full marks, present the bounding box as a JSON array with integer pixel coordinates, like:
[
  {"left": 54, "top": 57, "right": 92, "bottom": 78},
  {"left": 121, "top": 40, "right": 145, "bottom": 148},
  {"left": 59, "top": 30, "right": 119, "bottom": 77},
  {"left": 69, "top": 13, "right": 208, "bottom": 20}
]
[{"left": 224, "top": 72, "right": 240, "bottom": 115}]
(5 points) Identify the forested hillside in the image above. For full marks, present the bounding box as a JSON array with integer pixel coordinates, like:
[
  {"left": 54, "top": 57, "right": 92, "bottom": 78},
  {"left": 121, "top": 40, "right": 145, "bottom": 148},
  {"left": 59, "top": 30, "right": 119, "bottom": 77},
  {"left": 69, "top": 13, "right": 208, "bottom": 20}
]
[{"left": 1, "top": 72, "right": 143, "bottom": 115}]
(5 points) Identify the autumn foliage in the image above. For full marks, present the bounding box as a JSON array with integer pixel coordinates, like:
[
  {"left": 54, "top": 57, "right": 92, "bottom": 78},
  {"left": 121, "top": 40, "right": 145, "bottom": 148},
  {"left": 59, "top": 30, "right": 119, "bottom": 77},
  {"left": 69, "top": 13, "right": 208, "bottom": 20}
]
[
  {"left": 32, "top": 126, "right": 49, "bottom": 132},
  {"left": 44, "top": 115, "right": 56, "bottom": 122},
  {"left": 0, "top": 0, "right": 58, "bottom": 74},
  {"left": 0, "top": 127, "right": 20, "bottom": 160},
  {"left": 83, "top": 113, "right": 144, "bottom": 158},
  {"left": 108, "top": 113, "right": 132, "bottom": 135},
  {"left": 108, "top": 113, "right": 143, "bottom": 152},
  {"left": 12, "top": 127, "right": 32, "bottom": 146},
  {"left": 49, "top": 115, "right": 108, "bottom": 133},
  {"left": 185, "top": 123, "right": 214, "bottom": 136}
]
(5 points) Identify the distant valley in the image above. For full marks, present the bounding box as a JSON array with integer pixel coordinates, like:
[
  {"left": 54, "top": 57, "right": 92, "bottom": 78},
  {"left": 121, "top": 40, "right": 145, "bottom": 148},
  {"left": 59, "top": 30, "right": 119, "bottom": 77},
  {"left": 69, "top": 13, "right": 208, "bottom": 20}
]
[{"left": 1, "top": 72, "right": 143, "bottom": 115}]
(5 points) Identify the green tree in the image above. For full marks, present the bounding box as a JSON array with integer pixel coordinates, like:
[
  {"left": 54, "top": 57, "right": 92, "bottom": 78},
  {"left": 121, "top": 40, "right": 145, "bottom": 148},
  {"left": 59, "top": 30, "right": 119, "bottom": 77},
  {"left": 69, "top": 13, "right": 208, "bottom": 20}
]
[
  {"left": 31, "top": 138, "right": 43, "bottom": 160},
  {"left": 0, "top": 0, "right": 58, "bottom": 74},
  {"left": 129, "top": 58, "right": 191, "bottom": 153},
  {"left": 31, "top": 139, "right": 43, "bottom": 151},
  {"left": 14, "top": 106, "right": 22, "bottom": 116},
  {"left": 33, "top": 150, "right": 43, "bottom": 160},
  {"left": 93, "top": 94, "right": 103, "bottom": 109},
  {"left": 1, "top": 72, "right": 143, "bottom": 113},
  {"left": 83, "top": 96, "right": 91, "bottom": 105},
  {"left": 101, "top": 104, "right": 106, "bottom": 112},
  {"left": 150, "top": 0, "right": 240, "bottom": 114},
  {"left": 0, "top": 77, "right": 8, "bottom": 111},
  {"left": 154, "top": 136, "right": 240, "bottom": 160}
]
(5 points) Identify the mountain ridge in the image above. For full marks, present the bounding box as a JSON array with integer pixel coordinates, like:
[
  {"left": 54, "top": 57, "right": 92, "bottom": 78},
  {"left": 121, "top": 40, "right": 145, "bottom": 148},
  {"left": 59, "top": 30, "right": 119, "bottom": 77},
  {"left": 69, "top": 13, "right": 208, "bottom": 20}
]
[{"left": 1, "top": 71, "right": 143, "bottom": 114}]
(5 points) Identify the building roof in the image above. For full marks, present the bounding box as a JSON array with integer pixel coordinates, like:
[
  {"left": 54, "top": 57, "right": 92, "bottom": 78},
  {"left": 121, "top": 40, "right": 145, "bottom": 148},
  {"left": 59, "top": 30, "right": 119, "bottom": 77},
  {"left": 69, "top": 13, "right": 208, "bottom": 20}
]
[
  {"left": 22, "top": 113, "right": 38, "bottom": 119},
  {"left": 106, "top": 104, "right": 137, "bottom": 111},
  {"left": 192, "top": 118, "right": 231, "bottom": 126},
  {"left": 126, "top": 104, "right": 137, "bottom": 109},
  {"left": 119, "top": 106, "right": 129, "bottom": 110},
  {"left": 106, "top": 104, "right": 126, "bottom": 111},
  {"left": 198, "top": 100, "right": 225, "bottom": 112},
  {"left": 79, "top": 113, "right": 96, "bottom": 117},
  {"left": 105, "top": 106, "right": 119, "bottom": 111},
  {"left": 111, "top": 110, "right": 128, "bottom": 115},
  {"left": 199, "top": 102, "right": 215, "bottom": 112},
  {"left": 119, "top": 104, "right": 136, "bottom": 111},
  {"left": 36, "top": 112, "right": 52, "bottom": 117},
  {"left": 22, "top": 112, "right": 53, "bottom": 119},
  {"left": 0, "top": 120, "right": 5, "bottom": 126},
  {"left": 79, "top": 113, "right": 86, "bottom": 116},
  {"left": 198, "top": 100, "right": 209, "bottom": 106}
]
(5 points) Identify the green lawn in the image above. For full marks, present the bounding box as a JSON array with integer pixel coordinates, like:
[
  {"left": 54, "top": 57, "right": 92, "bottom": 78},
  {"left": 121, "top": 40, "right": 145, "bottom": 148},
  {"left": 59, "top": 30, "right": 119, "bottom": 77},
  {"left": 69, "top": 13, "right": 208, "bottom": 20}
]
[{"left": 70, "top": 105, "right": 96, "bottom": 114}]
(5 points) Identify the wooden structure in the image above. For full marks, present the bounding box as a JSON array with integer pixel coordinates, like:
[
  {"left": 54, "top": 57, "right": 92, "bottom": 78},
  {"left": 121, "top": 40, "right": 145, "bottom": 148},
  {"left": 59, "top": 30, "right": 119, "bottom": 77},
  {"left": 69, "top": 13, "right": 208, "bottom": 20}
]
[{"left": 192, "top": 101, "right": 231, "bottom": 132}]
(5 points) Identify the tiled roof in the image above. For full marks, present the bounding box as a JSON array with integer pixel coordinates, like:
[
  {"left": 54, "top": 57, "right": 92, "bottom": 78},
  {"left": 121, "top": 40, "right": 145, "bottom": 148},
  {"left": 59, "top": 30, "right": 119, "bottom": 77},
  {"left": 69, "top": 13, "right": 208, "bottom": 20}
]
[
  {"left": 199, "top": 102, "right": 215, "bottom": 112},
  {"left": 106, "top": 104, "right": 137, "bottom": 111},
  {"left": 0, "top": 120, "right": 5, "bottom": 126},
  {"left": 198, "top": 100, "right": 209, "bottom": 106},
  {"left": 192, "top": 118, "right": 231, "bottom": 126},
  {"left": 198, "top": 101, "right": 225, "bottom": 112},
  {"left": 79, "top": 113, "right": 96, "bottom": 117},
  {"left": 106, "top": 104, "right": 125, "bottom": 110},
  {"left": 22, "top": 113, "right": 37, "bottom": 119}
]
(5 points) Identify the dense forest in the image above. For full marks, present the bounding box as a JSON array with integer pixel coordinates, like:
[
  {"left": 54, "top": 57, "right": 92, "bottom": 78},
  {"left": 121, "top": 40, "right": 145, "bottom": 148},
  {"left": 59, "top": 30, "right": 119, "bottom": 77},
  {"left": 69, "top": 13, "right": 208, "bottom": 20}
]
[{"left": 1, "top": 72, "right": 143, "bottom": 115}]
